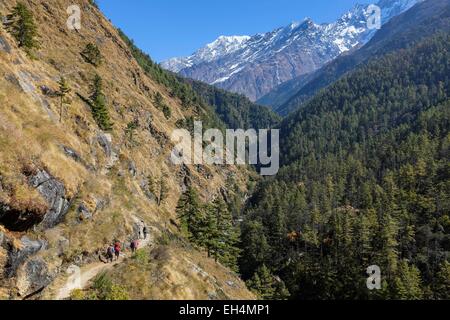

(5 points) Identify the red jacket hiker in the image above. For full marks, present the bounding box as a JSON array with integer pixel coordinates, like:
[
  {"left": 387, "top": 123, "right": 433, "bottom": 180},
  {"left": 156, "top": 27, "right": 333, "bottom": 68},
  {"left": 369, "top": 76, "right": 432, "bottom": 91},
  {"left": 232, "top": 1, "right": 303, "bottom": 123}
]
[{"left": 114, "top": 242, "right": 121, "bottom": 259}]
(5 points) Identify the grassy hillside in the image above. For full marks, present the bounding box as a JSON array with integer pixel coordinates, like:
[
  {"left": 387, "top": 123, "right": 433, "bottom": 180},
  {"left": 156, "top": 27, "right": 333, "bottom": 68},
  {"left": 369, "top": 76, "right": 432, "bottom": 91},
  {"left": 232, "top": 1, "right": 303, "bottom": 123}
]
[{"left": 0, "top": 0, "right": 254, "bottom": 300}]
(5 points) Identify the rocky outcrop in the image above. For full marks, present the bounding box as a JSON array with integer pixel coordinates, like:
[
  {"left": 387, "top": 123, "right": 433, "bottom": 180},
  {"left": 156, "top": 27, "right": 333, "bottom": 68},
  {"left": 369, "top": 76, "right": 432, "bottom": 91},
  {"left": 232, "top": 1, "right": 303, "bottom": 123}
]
[
  {"left": 97, "top": 133, "right": 119, "bottom": 170},
  {"left": 1, "top": 234, "right": 59, "bottom": 298},
  {"left": 0, "top": 35, "right": 12, "bottom": 53},
  {"left": 164, "top": 0, "right": 419, "bottom": 101},
  {"left": 77, "top": 203, "right": 93, "bottom": 222},
  {"left": 16, "top": 257, "right": 56, "bottom": 297},
  {"left": 28, "top": 169, "right": 71, "bottom": 229},
  {"left": 0, "top": 202, "right": 46, "bottom": 232},
  {"left": 3, "top": 236, "right": 47, "bottom": 278}
]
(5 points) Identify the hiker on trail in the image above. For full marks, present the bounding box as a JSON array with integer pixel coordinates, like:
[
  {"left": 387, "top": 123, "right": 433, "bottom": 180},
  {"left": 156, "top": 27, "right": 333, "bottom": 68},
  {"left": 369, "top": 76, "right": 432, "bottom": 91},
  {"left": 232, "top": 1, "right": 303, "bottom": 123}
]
[
  {"left": 114, "top": 241, "right": 121, "bottom": 261},
  {"left": 130, "top": 239, "right": 139, "bottom": 253},
  {"left": 106, "top": 245, "right": 115, "bottom": 263},
  {"left": 143, "top": 226, "right": 148, "bottom": 240}
]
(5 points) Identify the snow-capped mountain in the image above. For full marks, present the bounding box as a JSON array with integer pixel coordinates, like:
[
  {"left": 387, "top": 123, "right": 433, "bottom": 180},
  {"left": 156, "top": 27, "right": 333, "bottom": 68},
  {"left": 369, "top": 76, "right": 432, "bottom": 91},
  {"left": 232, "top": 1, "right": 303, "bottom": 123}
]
[
  {"left": 162, "top": 0, "right": 421, "bottom": 101},
  {"left": 162, "top": 36, "right": 251, "bottom": 73}
]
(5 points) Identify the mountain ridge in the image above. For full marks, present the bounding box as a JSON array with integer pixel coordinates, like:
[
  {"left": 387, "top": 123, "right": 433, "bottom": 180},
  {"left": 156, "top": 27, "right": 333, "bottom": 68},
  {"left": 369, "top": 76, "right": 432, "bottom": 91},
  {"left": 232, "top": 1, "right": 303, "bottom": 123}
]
[
  {"left": 162, "top": 0, "right": 420, "bottom": 101},
  {"left": 271, "top": 0, "right": 450, "bottom": 115}
]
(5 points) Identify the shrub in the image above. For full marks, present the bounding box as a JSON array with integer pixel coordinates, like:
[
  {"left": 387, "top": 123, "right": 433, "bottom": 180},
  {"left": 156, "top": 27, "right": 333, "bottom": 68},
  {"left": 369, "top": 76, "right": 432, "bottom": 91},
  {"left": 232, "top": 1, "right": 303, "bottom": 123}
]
[
  {"left": 81, "top": 43, "right": 103, "bottom": 67},
  {"left": 92, "top": 272, "right": 129, "bottom": 300},
  {"left": 89, "top": 74, "right": 113, "bottom": 130},
  {"left": 132, "top": 249, "right": 149, "bottom": 264},
  {"left": 162, "top": 104, "right": 171, "bottom": 120}
]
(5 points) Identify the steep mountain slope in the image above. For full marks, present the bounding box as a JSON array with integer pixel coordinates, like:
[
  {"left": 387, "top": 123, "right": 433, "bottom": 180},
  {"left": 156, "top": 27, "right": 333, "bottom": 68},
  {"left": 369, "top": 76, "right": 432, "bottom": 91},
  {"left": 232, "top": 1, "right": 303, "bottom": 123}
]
[
  {"left": 117, "top": 29, "right": 279, "bottom": 131},
  {"left": 162, "top": 0, "right": 420, "bottom": 101},
  {"left": 184, "top": 78, "right": 281, "bottom": 130},
  {"left": 0, "top": 0, "right": 254, "bottom": 300},
  {"left": 271, "top": 0, "right": 450, "bottom": 115},
  {"left": 240, "top": 32, "right": 450, "bottom": 299}
]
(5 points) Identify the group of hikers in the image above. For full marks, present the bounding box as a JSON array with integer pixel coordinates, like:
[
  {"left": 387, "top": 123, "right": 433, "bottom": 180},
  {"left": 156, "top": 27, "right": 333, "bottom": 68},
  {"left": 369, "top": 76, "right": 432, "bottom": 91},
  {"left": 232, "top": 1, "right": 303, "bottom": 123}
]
[{"left": 105, "top": 224, "right": 148, "bottom": 263}]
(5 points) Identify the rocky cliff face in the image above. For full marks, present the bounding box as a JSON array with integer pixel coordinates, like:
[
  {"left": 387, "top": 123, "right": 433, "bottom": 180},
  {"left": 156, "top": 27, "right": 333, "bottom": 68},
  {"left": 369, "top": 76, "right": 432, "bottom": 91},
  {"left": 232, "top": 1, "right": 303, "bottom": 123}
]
[
  {"left": 0, "top": 0, "right": 253, "bottom": 300},
  {"left": 162, "top": 0, "right": 420, "bottom": 101}
]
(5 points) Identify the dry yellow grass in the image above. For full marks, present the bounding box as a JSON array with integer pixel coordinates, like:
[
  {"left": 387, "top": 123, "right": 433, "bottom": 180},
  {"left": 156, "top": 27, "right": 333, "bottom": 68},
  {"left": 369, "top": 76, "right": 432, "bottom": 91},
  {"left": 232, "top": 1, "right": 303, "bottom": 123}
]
[
  {"left": 0, "top": 0, "right": 253, "bottom": 299},
  {"left": 83, "top": 245, "right": 255, "bottom": 300}
]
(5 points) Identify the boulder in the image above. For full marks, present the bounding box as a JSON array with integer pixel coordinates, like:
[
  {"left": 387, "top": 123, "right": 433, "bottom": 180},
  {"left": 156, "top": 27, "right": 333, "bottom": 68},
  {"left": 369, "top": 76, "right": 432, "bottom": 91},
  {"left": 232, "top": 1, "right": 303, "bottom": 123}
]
[
  {"left": 16, "top": 257, "right": 56, "bottom": 297},
  {"left": 5, "top": 236, "right": 47, "bottom": 278},
  {"left": 28, "top": 169, "right": 70, "bottom": 229}
]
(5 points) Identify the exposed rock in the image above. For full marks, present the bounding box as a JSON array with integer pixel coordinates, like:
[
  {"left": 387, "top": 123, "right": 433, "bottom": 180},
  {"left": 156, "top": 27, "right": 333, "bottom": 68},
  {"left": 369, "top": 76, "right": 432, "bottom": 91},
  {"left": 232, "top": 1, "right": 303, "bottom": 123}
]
[
  {"left": 57, "top": 237, "right": 70, "bottom": 256},
  {"left": 77, "top": 203, "right": 92, "bottom": 222},
  {"left": 93, "top": 196, "right": 108, "bottom": 212},
  {"left": 5, "top": 73, "right": 20, "bottom": 87},
  {"left": 28, "top": 169, "right": 71, "bottom": 229},
  {"left": 132, "top": 219, "right": 146, "bottom": 240},
  {"left": 0, "top": 35, "right": 11, "bottom": 53},
  {"left": 62, "top": 145, "right": 82, "bottom": 163},
  {"left": 17, "top": 71, "right": 36, "bottom": 94},
  {"left": 76, "top": 195, "right": 107, "bottom": 223},
  {"left": 139, "top": 177, "right": 157, "bottom": 203},
  {"left": 16, "top": 257, "right": 56, "bottom": 297},
  {"left": 177, "top": 164, "right": 192, "bottom": 193},
  {"left": 0, "top": 202, "right": 46, "bottom": 232},
  {"left": 147, "top": 122, "right": 169, "bottom": 147},
  {"left": 10, "top": 71, "right": 55, "bottom": 119},
  {"left": 97, "top": 132, "right": 118, "bottom": 169},
  {"left": 165, "top": 1, "right": 419, "bottom": 101},
  {"left": 128, "top": 161, "right": 137, "bottom": 177},
  {"left": 4, "top": 236, "right": 47, "bottom": 278}
]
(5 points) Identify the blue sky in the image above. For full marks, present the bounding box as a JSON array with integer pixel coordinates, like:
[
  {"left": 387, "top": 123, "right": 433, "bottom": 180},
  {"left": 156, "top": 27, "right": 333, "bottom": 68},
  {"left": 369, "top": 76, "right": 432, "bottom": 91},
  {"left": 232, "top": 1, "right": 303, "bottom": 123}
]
[{"left": 98, "top": 0, "right": 374, "bottom": 62}]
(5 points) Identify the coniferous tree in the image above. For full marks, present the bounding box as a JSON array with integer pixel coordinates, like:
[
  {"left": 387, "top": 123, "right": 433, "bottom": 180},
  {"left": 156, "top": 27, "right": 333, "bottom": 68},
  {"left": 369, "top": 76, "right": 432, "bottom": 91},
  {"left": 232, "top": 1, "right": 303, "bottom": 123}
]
[
  {"left": 82, "top": 43, "right": 103, "bottom": 67},
  {"left": 158, "top": 175, "right": 169, "bottom": 206},
  {"left": 393, "top": 260, "right": 424, "bottom": 300},
  {"left": 246, "top": 264, "right": 289, "bottom": 300},
  {"left": 57, "top": 77, "right": 71, "bottom": 122},
  {"left": 90, "top": 74, "right": 112, "bottom": 131},
  {"left": 5, "top": 2, "right": 39, "bottom": 54},
  {"left": 148, "top": 174, "right": 169, "bottom": 206},
  {"left": 238, "top": 34, "right": 450, "bottom": 300},
  {"left": 433, "top": 261, "right": 450, "bottom": 300},
  {"left": 176, "top": 187, "right": 202, "bottom": 243},
  {"left": 205, "top": 197, "right": 240, "bottom": 271},
  {"left": 125, "top": 119, "right": 139, "bottom": 144}
]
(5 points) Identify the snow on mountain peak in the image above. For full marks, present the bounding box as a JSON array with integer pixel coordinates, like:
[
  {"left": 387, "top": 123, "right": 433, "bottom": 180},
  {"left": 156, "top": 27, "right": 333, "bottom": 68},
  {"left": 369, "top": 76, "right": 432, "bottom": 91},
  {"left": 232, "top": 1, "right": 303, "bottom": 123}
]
[
  {"left": 161, "top": 35, "right": 250, "bottom": 72},
  {"left": 161, "top": 0, "right": 421, "bottom": 100}
]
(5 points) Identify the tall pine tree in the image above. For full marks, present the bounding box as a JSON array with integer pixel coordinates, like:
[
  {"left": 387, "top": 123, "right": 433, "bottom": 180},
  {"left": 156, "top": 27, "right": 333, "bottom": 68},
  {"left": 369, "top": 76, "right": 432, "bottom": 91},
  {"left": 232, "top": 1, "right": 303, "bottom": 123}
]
[{"left": 90, "top": 74, "right": 112, "bottom": 131}]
